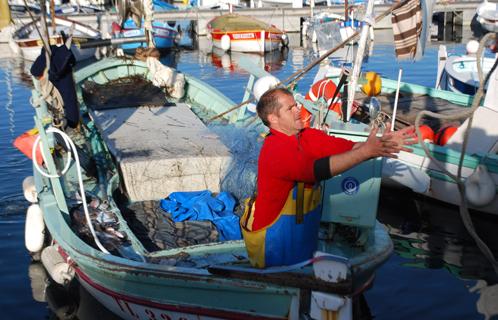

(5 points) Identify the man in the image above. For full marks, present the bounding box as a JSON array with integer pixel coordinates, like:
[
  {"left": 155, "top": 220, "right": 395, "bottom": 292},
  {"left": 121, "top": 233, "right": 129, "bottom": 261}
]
[{"left": 241, "top": 88, "right": 415, "bottom": 268}]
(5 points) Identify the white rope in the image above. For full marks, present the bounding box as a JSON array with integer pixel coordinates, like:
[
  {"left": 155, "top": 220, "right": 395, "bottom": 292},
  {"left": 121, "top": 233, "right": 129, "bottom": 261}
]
[{"left": 32, "top": 127, "right": 110, "bottom": 255}]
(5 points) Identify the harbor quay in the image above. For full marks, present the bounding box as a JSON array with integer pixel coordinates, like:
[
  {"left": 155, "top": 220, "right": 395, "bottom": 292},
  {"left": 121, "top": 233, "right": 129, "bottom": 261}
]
[{"left": 10, "top": 1, "right": 481, "bottom": 36}]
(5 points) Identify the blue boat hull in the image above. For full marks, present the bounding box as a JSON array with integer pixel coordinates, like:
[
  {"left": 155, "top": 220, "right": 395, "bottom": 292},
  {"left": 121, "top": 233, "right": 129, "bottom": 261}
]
[{"left": 117, "top": 20, "right": 178, "bottom": 51}]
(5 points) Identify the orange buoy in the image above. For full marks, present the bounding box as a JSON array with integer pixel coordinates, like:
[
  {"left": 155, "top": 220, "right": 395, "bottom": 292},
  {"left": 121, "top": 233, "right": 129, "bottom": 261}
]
[
  {"left": 418, "top": 125, "right": 435, "bottom": 142},
  {"left": 302, "top": 78, "right": 342, "bottom": 127},
  {"left": 13, "top": 128, "right": 43, "bottom": 166},
  {"left": 435, "top": 126, "right": 458, "bottom": 146}
]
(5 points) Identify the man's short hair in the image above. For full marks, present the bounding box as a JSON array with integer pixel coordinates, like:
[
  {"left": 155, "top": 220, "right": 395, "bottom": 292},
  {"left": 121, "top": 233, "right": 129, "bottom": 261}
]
[{"left": 256, "top": 88, "right": 293, "bottom": 126}]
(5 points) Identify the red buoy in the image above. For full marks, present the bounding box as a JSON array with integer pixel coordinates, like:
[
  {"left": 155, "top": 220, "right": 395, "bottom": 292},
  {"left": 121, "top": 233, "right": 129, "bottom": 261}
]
[
  {"left": 418, "top": 125, "right": 435, "bottom": 142},
  {"left": 435, "top": 126, "right": 458, "bottom": 146},
  {"left": 13, "top": 128, "right": 43, "bottom": 166},
  {"left": 302, "top": 78, "right": 342, "bottom": 128}
]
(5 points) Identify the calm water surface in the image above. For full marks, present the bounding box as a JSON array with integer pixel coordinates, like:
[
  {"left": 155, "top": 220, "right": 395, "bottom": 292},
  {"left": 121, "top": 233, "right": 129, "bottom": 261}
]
[{"left": 0, "top": 30, "right": 497, "bottom": 319}]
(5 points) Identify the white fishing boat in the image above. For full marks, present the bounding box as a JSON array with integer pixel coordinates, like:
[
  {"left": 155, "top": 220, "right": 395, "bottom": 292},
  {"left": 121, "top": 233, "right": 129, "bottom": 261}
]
[
  {"left": 14, "top": 0, "right": 397, "bottom": 319},
  {"left": 9, "top": 16, "right": 100, "bottom": 61},
  {"left": 207, "top": 14, "right": 288, "bottom": 53},
  {"left": 311, "top": 44, "right": 498, "bottom": 215}
]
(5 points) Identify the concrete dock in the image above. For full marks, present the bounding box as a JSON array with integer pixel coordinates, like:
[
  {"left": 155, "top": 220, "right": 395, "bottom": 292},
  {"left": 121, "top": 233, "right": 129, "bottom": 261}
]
[{"left": 10, "top": 1, "right": 481, "bottom": 36}]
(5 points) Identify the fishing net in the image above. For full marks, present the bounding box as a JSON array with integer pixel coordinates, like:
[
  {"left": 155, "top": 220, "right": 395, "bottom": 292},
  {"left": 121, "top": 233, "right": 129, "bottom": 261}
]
[
  {"left": 316, "top": 22, "right": 344, "bottom": 52},
  {"left": 81, "top": 75, "right": 167, "bottom": 110},
  {"left": 121, "top": 200, "right": 219, "bottom": 252},
  {"left": 209, "top": 124, "right": 265, "bottom": 204}
]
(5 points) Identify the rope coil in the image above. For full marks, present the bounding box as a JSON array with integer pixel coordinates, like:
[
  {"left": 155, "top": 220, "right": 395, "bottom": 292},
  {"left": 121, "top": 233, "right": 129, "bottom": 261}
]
[{"left": 32, "top": 127, "right": 110, "bottom": 255}]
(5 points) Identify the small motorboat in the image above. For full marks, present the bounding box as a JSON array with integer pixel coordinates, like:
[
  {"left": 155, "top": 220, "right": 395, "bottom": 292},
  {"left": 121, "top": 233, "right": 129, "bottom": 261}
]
[
  {"left": 435, "top": 42, "right": 495, "bottom": 95},
  {"left": 207, "top": 14, "right": 288, "bottom": 53}
]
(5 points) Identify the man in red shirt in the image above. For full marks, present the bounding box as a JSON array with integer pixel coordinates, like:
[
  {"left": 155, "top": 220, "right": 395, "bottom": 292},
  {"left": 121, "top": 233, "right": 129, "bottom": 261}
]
[{"left": 241, "top": 88, "right": 415, "bottom": 268}]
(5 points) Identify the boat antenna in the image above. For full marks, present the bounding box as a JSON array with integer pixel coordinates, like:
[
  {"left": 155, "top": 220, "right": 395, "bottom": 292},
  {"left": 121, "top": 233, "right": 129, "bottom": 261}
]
[{"left": 390, "top": 68, "right": 403, "bottom": 130}]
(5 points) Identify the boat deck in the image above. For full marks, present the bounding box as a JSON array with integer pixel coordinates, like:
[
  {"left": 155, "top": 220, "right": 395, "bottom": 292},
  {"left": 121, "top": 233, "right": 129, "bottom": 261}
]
[{"left": 355, "top": 91, "right": 469, "bottom": 130}]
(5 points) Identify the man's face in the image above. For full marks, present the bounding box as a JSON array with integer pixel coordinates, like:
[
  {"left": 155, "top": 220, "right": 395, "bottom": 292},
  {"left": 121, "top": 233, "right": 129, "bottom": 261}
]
[{"left": 269, "top": 93, "right": 303, "bottom": 136}]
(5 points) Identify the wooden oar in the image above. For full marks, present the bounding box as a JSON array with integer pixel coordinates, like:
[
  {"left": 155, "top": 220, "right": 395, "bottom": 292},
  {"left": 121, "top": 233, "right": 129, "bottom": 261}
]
[{"left": 74, "top": 36, "right": 148, "bottom": 49}]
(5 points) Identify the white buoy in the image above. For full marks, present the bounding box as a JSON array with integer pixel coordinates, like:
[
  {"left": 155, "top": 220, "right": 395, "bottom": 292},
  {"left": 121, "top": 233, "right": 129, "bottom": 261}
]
[
  {"left": 220, "top": 34, "right": 231, "bottom": 51},
  {"left": 41, "top": 245, "right": 75, "bottom": 285},
  {"left": 22, "top": 176, "right": 38, "bottom": 203},
  {"left": 466, "top": 40, "right": 479, "bottom": 56},
  {"left": 465, "top": 165, "right": 496, "bottom": 207},
  {"left": 281, "top": 33, "right": 289, "bottom": 47},
  {"left": 253, "top": 75, "right": 280, "bottom": 101},
  {"left": 25, "top": 204, "right": 45, "bottom": 253}
]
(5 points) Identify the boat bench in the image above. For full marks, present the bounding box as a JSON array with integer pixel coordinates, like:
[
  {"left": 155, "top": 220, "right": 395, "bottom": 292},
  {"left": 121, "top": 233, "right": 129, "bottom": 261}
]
[{"left": 90, "top": 103, "right": 231, "bottom": 202}]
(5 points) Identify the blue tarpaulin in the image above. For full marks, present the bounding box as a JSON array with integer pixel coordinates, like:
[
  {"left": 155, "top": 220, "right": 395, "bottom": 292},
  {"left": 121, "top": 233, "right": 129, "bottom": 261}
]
[{"left": 160, "top": 191, "right": 242, "bottom": 241}]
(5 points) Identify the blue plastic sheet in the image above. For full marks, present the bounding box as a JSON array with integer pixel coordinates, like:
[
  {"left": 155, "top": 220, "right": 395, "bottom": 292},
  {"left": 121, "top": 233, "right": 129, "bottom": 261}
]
[{"left": 160, "top": 191, "right": 241, "bottom": 241}]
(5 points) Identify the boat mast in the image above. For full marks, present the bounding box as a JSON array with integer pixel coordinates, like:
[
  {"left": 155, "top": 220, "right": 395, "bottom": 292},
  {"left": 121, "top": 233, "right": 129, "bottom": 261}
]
[
  {"left": 143, "top": 0, "right": 155, "bottom": 48},
  {"left": 345, "top": 0, "right": 348, "bottom": 21},
  {"left": 345, "top": 0, "right": 374, "bottom": 121},
  {"left": 38, "top": 0, "right": 52, "bottom": 56}
]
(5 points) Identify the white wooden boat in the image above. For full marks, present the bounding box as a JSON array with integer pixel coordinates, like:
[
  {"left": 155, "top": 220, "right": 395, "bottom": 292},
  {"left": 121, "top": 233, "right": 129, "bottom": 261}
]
[
  {"left": 9, "top": 16, "right": 100, "bottom": 61},
  {"left": 207, "top": 14, "right": 288, "bottom": 53}
]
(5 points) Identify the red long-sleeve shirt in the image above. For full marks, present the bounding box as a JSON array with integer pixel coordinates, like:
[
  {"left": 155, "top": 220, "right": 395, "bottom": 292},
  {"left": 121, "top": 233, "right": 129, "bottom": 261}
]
[{"left": 251, "top": 128, "right": 355, "bottom": 231}]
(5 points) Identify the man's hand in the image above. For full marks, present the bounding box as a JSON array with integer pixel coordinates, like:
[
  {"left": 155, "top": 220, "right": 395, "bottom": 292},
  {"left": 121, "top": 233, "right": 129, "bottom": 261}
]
[
  {"left": 383, "top": 123, "right": 417, "bottom": 152},
  {"left": 327, "top": 123, "right": 417, "bottom": 177},
  {"left": 359, "top": 123, "right": 416, "bottom": 159}
]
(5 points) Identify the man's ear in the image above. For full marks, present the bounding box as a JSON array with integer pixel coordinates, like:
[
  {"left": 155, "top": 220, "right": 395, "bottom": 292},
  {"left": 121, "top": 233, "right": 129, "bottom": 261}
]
[{"left": 268, "top": 113, "right": 278, "bottom": 125}]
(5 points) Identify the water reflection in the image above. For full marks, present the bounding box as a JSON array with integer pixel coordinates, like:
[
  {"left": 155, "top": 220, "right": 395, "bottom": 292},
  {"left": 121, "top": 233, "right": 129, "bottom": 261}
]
[
  {"left": 378, "top": 187, "right": 498, "bottom": 319},
  {"left": 28, "top": 262, "right": 120, "bottom": 320},
  {"left": 3, "top": 61, "right": 15, "bottom": 137},
  {"left": 208, "top": 47, "right": 288, "bottom": 74}
]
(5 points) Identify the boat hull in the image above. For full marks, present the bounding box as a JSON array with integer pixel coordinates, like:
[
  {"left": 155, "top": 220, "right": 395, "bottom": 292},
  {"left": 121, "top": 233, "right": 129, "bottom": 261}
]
[
  {"left": 211, "top": 31, "right": 282, "bottom": 53},
  {"left": 384, "top": 145, "right": 498, "bottom": 215},
  {"left": 440, "top": 55, "right": 494, "bottom": 95},
  {"left": 117, "top": 20, "right": 178, "bottom": 51},
  {"left": 28, "top": 57, "right": 393, "bottom": 320},
  {"left": 10, "top": 16, "right": 100, "bottom": 61},
  {"left": 76, "top": 264, "right": 290, "bottom": 320}
]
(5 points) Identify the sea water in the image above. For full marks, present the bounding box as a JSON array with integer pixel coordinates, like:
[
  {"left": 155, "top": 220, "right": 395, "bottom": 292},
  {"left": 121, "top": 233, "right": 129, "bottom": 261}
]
[{"left": 0, "top": 29, "right": 497, "bottom": 319}]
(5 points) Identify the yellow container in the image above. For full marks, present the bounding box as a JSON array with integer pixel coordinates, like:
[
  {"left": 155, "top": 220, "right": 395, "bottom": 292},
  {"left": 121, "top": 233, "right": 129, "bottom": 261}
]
[{"left": 0, "top": 0, "right": 11, "bottom": 29}]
